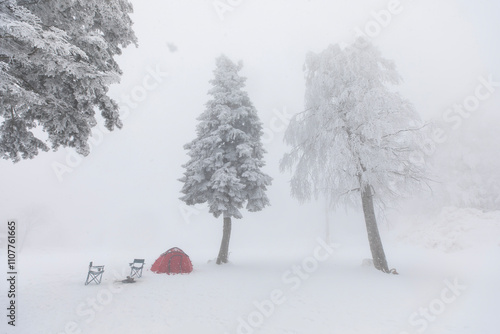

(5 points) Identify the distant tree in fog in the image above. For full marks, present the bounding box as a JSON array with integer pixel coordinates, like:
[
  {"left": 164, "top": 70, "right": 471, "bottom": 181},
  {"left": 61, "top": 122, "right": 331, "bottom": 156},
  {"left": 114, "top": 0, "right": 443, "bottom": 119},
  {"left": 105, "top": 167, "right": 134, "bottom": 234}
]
[
  {"left": 430, "top": 116, "right": 500, "bottom": 212},
  {"left": 281, "top": 38, "right": 428, "bottom": 273},
  {"left": 180, "top": 55, "right": 272, "bottom": 265}
]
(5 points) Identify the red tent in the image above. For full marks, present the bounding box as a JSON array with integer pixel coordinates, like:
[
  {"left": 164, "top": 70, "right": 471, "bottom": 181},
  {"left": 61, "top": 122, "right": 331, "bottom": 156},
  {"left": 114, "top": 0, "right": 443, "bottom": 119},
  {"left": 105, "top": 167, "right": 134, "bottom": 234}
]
[{"left": 151, "top": 247, "right": 193, "bottom": 274}]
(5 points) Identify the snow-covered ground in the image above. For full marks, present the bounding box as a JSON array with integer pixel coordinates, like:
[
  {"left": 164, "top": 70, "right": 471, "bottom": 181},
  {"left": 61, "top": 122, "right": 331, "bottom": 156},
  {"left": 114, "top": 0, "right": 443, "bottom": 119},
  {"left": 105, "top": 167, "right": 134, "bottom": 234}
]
[
  {"left": 1, "top": 2, "right": 499, "bottom": 334},
  {"left": 2, "top": 206, "right": 499, "bottom": 334}
]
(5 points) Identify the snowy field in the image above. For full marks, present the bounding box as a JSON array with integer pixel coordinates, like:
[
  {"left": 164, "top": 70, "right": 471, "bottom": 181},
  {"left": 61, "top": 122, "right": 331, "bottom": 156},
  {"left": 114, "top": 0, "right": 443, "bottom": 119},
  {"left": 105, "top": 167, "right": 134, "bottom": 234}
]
[
  {"left": 1, "top": 1, "right": 499, "bottom": 334},
  {"left": 2, "top": 207, "right": 499, "bottom": 334}
]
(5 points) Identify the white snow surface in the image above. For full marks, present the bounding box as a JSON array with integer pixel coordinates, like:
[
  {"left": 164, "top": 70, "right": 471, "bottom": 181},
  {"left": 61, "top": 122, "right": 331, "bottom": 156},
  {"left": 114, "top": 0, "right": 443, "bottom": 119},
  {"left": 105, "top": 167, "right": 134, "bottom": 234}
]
[
  {"left": 1, "top": 207, "right": 499, "bottom": 334},
  {"left": 0, "top": 1, "right": 499, "bottom": 333}
]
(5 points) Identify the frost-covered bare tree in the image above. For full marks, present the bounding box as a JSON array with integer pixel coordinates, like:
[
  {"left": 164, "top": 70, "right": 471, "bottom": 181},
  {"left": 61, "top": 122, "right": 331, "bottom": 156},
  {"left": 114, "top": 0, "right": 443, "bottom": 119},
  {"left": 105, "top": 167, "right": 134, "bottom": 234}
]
[
  {"left": 180, "top": 55, "right": 272, "bottom": 265},
  {"left": 281, "top": 39, "right": 427, "bottom": 273},
  {"left": 0, "top": 0, "right": 137, "bottom": 162}
]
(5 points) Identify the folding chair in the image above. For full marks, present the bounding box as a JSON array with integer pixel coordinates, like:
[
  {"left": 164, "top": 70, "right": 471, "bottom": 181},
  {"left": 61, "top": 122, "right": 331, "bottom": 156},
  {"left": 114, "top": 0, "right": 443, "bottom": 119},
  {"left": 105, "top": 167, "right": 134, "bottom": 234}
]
[
  {"left": 85, "top": 262, "right": 105, "bottom": 285},
  {"left": 129, "top": 259, "right": 145, "bottom": 278}
]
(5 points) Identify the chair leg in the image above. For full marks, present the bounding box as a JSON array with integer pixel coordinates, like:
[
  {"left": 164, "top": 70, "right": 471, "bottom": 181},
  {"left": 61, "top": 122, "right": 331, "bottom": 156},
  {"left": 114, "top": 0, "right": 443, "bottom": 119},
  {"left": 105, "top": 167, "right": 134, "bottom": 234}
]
[
  {"left": 130, "top": 267, "right": 142, "bottom": 278},
  {"left": 85, "top": 272, "right": 91, "bottom": 285},
  {"left": 86, "top": 273, "right": 96, "bottom": 285},
  {"left": 85, "top": 272, "right": 103, "bottom": 285}
]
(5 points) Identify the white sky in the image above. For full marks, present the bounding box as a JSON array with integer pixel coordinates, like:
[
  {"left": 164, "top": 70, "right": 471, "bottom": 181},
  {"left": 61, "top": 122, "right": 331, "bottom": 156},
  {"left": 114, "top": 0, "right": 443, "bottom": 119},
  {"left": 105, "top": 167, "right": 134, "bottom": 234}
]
[{"left": 1, "top": 0, "right": 498, "bottom": 253}]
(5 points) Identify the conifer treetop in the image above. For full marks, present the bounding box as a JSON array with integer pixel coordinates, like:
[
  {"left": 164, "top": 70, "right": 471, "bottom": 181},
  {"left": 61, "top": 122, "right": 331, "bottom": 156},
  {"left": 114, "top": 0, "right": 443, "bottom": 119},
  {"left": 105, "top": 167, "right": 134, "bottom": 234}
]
[{"left": 180, "top": 55, "right": 272, "bottom": 219}]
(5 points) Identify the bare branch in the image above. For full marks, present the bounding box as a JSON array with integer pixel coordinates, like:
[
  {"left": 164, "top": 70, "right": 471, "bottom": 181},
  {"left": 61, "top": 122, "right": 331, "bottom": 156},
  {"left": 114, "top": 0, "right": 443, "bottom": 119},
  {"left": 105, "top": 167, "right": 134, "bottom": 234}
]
[{"left": 381, "top": 123, "right": 429, "bottom": 139}]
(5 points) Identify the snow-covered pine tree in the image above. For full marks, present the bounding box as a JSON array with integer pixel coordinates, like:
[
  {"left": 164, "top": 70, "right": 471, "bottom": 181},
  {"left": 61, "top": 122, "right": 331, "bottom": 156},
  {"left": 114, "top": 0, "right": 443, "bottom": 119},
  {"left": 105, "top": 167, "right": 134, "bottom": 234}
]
[
  {"left": 281, "top": 38, "right": 427, "bottom": 273},
  {"left": 0, "top": 0, "right": 137, "bottom": 162},
  {"left": 180, "top": 55, "right": 272, "bottom": 265}
]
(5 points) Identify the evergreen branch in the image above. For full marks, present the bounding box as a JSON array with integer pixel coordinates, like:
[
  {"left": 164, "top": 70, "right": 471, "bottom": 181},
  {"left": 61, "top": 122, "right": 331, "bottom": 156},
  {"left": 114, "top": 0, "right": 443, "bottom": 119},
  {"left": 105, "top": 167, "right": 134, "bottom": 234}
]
[{"left": 16, "top": 0, "right": 42, "bottom": 6}]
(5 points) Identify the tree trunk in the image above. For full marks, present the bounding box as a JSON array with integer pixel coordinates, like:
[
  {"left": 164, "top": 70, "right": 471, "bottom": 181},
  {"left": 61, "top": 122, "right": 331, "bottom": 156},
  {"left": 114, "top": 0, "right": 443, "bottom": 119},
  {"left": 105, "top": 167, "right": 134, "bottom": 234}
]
[
  {"left": 360, "top": 184, "right": 390, "bottom": 273},
  {"left": 216, "top": 214, "right": 232, "bottom": 264},
  {"left": 325, "top": 198, "right": 331, "bottom": 244}
]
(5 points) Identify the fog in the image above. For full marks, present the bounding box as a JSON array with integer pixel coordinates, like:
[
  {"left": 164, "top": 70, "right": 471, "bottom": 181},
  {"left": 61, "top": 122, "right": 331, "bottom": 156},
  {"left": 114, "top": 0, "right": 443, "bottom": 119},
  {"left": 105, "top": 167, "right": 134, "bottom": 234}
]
[{"left": 1, "top": 0, "right": 498, "bottom": 258}]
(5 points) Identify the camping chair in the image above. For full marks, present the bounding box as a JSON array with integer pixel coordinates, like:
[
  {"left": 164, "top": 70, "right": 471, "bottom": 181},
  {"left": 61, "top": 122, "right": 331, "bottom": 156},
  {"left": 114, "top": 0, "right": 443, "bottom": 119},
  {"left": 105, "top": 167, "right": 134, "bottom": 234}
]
[
  {"left": 129, "top": 259, "right": 145, "bottom": 278},
  {"left": 85, "top": 262, "right": 105, "bottom": 285}
]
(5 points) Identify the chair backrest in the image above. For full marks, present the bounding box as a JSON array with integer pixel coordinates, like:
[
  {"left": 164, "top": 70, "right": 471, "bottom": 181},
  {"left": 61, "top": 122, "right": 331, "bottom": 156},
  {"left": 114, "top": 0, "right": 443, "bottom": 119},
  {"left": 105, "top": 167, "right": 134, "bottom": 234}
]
[
  {"left": 133, "top": 259, "right": 145, "bottom": 264},
  {"left": 89, "top": 262, "right": 104, "bottom": 272}
]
